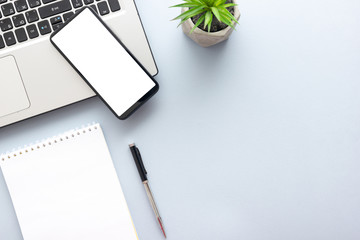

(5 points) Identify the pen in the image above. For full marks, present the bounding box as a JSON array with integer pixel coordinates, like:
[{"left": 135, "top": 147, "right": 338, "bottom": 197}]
[{"left": 129, "top": 143, "right": 166, "bottom": 238}]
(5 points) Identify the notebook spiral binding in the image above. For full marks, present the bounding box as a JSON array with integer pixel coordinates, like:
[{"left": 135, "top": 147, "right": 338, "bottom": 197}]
[{"left": 1, "top": 123, "right": 99, "bottom": 162}]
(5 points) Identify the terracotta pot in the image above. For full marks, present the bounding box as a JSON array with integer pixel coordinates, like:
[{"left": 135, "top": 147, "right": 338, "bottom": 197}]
[{"left": 181, "top": 2, "right": 240, "bottom": 47}]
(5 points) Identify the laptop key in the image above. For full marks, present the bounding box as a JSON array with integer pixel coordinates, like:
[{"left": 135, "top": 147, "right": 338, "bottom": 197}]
[
  {"left": 14, "top": 0, "right": 28, "bottom": 12},
  {"left": 3, "top": 31, "right": 16, "bottom": 46},
  {"left": 27, "top": 0, "right": 41, "bottom": 8},
  {"left": 37, "top": 19, "right": 51, "bottom": 35},
  {"left": 50, "top": 15, "right": 61, "bottom": 24},
  {"left": 0, "top": 35, "right": 5, "bottom": 49},
  {"left": 52, "top": 22, "right": 63, "bottom": 31},
  {"left": 0, "top": 18, "right": 13, "bottom": 31},
  {"left": 42, "top": 0, "right": 56, "bottom": 4},
  {"left": 84, "top": 0, "right": 93, "bottom": 5},
  {"left": 0, "top": 0, "right": 7, "bottom": 4},
  {"left": 25, "top": 9, "right": 39, "bottom": 23},
  {"left": 97, "top": 1, "right": 109, "bottom": 16},
  {"left": 71, "top": 0, "right": 82, "bottom": 8},
  {"left": 26, "top": 24, "right": 39, "bottom": 38},
  {"left": 15, "top": 27, "right": 27, "bottom": 42},
  {"left": 1, "top": 3, "right": 15, "bottom": 16},
  {"left": 12, "top": 13, "right": 26, "bottom": 27},
  {"left": 107, "top": 0, "right": 120, "bottom": 12},
  {"left": 38, "top": 0, "right": 71, "bottom": 19},
  {"left": 62, "top": 11, "right": 73, "bottom": 21}
]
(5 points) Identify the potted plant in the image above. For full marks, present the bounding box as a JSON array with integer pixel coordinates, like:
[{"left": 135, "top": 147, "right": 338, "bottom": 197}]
[{"left": 171, "top": 0, "right": 240, "bottom": 47}]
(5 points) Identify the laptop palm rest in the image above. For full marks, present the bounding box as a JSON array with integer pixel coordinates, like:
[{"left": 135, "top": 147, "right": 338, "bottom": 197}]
[{"left": 0, "top": 56, "right": 30, "bottom": 118}]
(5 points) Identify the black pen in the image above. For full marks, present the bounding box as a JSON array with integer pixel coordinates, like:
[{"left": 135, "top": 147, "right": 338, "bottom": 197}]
[{"left": 129, "top": 143, "right": 166, "bottom": 238}]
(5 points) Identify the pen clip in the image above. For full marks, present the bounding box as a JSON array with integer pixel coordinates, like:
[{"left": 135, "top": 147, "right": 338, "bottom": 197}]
[{"left": 135, "top": 147, "right": 147, "bottom": 175}]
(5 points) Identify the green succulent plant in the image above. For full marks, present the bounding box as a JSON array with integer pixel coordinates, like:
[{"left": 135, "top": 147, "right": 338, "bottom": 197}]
[{"left": 171, "top": 0, "right": 239, "bottom": 33}]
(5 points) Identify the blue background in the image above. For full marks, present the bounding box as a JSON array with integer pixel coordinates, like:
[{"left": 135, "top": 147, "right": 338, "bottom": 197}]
[{"left": 1, "top": 0, "right": 360, "bottom": 239}]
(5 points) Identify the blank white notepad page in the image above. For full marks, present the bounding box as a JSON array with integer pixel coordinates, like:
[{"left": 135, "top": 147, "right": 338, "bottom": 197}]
[{"left": 0, "top": 124, "right": 138, "bottom": 240}]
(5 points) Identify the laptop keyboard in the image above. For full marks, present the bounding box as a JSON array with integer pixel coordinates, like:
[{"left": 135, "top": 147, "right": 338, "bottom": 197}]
[{"left": 0, "top": 0, "right": 121, "bottom": 49}]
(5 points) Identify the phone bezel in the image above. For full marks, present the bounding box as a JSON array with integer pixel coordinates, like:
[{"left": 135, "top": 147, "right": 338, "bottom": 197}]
[{"left": 50, "top": 7, "right": 159, "bottom": 120}]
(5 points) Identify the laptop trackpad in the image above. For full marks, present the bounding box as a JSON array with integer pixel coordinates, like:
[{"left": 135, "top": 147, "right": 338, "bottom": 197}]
[{"left": 0, "top": 56, "right": 30, "bottom": 118}]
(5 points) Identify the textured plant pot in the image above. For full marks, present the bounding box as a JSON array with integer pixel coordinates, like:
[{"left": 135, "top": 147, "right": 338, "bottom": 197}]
[{"left": 181, "top": 3, "right": 240, "bottom": 47}]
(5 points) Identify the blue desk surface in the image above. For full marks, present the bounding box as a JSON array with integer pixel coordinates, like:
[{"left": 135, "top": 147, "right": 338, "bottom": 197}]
[{"left": 1, "top": 0, "right": 360, "bottom": 239}]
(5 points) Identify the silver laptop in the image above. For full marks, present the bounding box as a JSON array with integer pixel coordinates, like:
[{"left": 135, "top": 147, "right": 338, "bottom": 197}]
[{"left": 0, "top": 0, "right": 158, "bottom": 127}]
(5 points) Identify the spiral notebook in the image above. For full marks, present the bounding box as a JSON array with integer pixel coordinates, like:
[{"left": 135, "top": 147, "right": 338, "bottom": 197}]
[{"left": 0, "top": 123, "right": 138, "bottom": 240}]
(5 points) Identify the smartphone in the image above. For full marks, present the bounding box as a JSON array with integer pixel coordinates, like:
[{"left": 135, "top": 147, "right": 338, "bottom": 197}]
[{"left": 50, "top": 7, "right": 159, "bottom": 120}]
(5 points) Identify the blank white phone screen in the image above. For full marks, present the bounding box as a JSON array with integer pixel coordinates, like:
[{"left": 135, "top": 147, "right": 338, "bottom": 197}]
[{"left": 51, "top": 8, "right": 155, "bottom": 117}]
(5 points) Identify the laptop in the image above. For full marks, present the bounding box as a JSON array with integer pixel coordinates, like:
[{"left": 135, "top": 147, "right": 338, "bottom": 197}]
[{"left": 0, "top": 0, "right": 158, "bottom": 127}]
